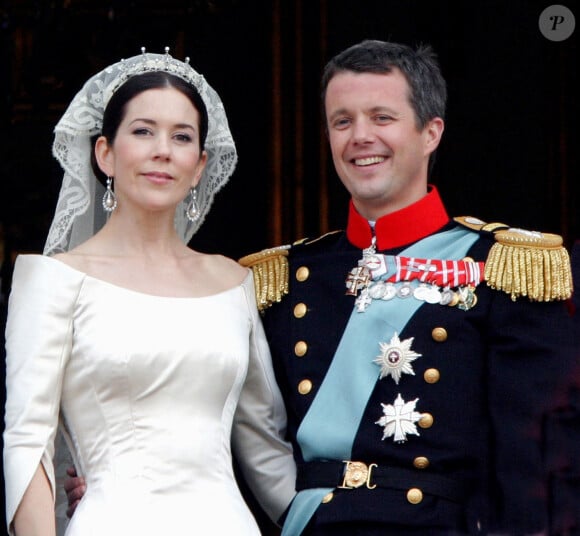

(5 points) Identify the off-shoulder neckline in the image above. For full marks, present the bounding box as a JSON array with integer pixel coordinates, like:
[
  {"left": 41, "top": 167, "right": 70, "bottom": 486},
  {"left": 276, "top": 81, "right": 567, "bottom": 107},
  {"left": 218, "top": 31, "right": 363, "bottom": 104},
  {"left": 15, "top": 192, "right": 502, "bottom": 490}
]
[{"left": 19, "top": 254, "right": 252, "bottom": 301}]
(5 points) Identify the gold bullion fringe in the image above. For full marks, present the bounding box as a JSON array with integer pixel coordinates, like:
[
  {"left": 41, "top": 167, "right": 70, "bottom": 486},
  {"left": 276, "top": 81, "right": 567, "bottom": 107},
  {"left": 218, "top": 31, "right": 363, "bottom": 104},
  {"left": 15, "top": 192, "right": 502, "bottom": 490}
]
[
  {"left": 239, "top": 247, "right": 290, "bottom": 311},
  {"left": 484, "top": 230, "right": 573, "bottom": 302}
]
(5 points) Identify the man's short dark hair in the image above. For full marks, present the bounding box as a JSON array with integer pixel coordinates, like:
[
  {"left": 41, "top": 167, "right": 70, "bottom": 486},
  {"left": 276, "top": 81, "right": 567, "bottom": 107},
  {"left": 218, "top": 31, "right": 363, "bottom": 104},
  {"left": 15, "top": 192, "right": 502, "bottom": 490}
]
[{"left": 321, "top": 39, "right": 447, "bottom": 130}]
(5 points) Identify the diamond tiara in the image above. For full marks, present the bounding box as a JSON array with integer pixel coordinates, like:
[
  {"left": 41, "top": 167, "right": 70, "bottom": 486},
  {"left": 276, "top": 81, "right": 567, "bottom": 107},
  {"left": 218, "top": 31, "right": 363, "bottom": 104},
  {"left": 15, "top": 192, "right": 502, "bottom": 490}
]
[{"left": 104, "top": 47, "right": 205, "bottom": 106}]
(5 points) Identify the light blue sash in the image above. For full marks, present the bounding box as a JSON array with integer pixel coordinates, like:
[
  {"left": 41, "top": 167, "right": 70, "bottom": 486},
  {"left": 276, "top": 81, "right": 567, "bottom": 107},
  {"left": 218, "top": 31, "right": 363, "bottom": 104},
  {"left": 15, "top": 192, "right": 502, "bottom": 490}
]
[{"left": 282, "top": 226, "right": 479, "bottom": 536}]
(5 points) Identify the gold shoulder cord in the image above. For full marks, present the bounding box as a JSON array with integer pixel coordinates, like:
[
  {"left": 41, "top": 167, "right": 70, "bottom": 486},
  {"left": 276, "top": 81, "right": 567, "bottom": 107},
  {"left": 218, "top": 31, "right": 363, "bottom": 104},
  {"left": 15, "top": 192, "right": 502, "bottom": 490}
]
[
  {"left": 238, "top": 233, "right": 340, "bottom": 311},
  {"left": 239, "top": 247, "right": 290, "bottom": 311},
  {"left": 486, "top": 229, "right": 573, "bottom": 301},
  {"left": 454, "top": 217, "right": 573, "bottom": 301}
]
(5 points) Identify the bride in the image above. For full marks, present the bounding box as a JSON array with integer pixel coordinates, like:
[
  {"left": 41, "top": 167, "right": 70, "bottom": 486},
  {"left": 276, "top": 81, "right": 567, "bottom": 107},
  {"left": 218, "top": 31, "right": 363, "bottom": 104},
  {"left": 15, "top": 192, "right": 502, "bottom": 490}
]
[{"left": 3, "top": 48, "right": 296, "bottom": 535}]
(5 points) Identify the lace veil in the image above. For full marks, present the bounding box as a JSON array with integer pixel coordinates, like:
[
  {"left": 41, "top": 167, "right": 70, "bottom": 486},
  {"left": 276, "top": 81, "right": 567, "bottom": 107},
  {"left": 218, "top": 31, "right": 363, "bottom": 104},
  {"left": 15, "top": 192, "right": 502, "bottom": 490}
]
[{"left": 44, "top": 48, "right": 237, "bottom": 255}]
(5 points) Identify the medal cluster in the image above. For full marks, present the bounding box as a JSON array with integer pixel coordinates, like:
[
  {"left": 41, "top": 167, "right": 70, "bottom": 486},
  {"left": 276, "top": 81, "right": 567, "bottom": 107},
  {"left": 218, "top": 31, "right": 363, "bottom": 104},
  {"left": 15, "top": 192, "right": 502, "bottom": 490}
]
[{"left": 345, "top": 239, "right": 483, "bottom": 313}]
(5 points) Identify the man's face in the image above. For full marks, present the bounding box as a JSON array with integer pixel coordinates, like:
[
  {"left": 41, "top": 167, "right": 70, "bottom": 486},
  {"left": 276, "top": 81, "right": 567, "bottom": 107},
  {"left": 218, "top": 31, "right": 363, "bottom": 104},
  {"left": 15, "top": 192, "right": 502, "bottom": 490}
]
[{"left": 325, "top": 69, "right": 443, "bottom": 220}]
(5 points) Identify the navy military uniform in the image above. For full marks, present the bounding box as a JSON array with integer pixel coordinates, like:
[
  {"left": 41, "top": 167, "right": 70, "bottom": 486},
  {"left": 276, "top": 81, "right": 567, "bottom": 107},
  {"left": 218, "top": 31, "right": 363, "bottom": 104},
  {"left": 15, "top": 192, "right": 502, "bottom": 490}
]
[{"left": 241, "top": 187, "right": 577, "bottom": 535}]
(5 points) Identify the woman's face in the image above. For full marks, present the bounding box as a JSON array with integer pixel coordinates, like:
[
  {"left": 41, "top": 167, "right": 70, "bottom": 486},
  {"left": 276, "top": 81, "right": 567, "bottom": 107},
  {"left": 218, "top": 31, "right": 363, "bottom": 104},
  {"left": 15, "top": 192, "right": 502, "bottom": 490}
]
[{"left": 96, "top": 86, "right": 207, "bottom": 214}]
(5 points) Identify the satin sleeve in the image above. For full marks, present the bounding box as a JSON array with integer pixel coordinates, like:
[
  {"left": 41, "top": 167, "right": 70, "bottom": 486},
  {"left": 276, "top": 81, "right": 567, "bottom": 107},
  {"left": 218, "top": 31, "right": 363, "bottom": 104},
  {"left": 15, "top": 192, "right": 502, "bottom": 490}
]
[
  {"left": 231, "top": 273, "right": 297, "bottom": 524},
  {"left": 3, "top": 255, "right": 83, "bottom": 535}
]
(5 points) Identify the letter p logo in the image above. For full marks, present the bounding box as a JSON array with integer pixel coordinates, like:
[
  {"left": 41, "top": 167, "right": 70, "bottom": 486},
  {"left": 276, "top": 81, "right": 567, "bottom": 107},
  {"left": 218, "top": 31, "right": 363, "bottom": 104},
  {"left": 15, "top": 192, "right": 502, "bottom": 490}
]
[
  {"left": 539, "top": 5, "right": 576, "bottom": 41},
  {"left": 550, "top": 14, "right": 565, "bottom": 31}
]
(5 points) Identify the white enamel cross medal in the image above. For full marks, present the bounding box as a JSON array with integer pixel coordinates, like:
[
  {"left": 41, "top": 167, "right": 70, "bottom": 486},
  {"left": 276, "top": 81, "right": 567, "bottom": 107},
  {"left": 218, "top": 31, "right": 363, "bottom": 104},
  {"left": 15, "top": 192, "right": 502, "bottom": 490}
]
[
  {"left": 375, "top": 393, "right": 422, "bottom": 443},
  {"left": 345, "top": 266, "right": 370, "bottom": 296},
  {"left": 345, "top": 237, "right": 379, "bottom": 311}
]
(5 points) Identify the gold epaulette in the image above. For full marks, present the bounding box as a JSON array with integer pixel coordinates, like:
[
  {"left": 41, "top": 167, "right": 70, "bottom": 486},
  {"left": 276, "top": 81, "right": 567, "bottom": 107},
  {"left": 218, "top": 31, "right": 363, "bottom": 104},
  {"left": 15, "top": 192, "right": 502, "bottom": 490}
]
[
  {"left": 239, "top": 246, "right": 290, "bottom": 311},
  {"left": 454, "top": 216, "right": 573, "bottom": 302}
]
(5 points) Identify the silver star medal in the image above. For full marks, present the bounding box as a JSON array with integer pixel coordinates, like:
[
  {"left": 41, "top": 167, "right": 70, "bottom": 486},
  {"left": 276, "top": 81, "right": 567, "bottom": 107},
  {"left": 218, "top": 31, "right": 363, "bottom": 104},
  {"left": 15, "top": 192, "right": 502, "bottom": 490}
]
[
  {"left": 375, "top": 393, "right": 422, "bottom": 443},
  {"left": 374, "top": 333, "right": 421, "bottom": 384}
]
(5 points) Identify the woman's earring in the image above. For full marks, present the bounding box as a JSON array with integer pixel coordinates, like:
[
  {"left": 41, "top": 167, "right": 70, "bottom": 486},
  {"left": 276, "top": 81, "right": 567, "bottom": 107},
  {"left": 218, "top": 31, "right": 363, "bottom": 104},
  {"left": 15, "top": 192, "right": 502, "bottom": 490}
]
[
  {"left": 102, "top": 176, "right": 117, "bottom": 212},
  {"left": 186, "top": 187, "right": 200, "bottom": 222}
]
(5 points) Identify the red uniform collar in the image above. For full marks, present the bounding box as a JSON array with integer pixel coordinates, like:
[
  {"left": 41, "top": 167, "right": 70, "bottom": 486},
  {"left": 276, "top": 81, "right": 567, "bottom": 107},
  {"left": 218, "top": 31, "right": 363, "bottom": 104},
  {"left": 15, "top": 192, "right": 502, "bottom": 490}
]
[{"left": 346, "top": 186, "right": 450, "bottom": 250}]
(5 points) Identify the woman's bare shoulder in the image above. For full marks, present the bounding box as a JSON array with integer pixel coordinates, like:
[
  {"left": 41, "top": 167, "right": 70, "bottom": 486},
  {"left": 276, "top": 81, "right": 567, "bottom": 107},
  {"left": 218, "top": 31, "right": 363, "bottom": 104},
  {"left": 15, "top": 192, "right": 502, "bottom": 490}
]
[
  {"left": 51, "top": 239, "right": 116, "bottom": 277},
  {"left": 51, "top": 250, "right": 90, "bottom": 272},
  {"left": 195, "top": 252, "right": 249, "bottom": 285}
]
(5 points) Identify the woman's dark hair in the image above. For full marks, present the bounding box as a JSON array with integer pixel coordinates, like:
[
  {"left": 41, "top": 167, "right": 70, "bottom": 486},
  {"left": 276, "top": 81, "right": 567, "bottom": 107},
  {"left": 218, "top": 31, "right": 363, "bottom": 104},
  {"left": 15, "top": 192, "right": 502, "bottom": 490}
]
[{"left": 91, "top": 71, "right": 209, "bottom": 185}]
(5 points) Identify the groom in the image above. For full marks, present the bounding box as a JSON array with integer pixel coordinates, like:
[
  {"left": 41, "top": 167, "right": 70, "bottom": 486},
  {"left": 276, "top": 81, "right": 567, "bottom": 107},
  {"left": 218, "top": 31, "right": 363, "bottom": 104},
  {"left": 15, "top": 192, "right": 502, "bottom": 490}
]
[{"left": 241, "top": 39, "right": 578, "bottom": 535}]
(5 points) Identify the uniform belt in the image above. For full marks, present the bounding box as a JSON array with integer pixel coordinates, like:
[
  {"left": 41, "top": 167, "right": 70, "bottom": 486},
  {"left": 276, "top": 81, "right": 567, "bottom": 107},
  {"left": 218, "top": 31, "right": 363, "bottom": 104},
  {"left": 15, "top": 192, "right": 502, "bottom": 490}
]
[{"left": 296, "top": 460, "right": 466, "bottom": 503}]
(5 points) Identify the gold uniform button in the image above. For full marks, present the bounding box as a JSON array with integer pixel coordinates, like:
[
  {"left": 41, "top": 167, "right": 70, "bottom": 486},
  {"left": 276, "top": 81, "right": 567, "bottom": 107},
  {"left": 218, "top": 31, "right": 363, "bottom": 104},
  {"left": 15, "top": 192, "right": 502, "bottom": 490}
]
[
  {"left": 294, "top": 341, "right": 308, "bottom": 357},
  {"left": 321, "top": 492, "right": 334, "bottom": 504},
  {"left": 462, "top": 256, "right": 475, "bottom": 263},
  {"left": 298, "top": 379, "right": 313, "bottom": 395},
  {"left": 431, "top": 327, "right": 448, "bottom": 342},
  {"left": 407, "top": 488, "right": 423, "bottom": 504},
  {"left": 424, "top": 368, "right": 440, "bottom": 384},
  {"left": 413, "top": 456, "right": 430, "bottom": 469},
  {"left": 294, "top": 303, "right": 307, "bottom": 318},
  {"left": 419, "top": 413, "right": 434, "bottom": 429},
  {"left": 296, "top": 266, "right": 310, "bottom": 282}
]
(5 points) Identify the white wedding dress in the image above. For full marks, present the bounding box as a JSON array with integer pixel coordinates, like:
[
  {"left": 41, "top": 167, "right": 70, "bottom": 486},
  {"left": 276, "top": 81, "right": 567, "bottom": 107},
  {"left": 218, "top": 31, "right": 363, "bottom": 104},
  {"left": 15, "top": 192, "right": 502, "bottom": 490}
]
[{"left": 4, "top": 255, "right": 296, "bottom": 535}]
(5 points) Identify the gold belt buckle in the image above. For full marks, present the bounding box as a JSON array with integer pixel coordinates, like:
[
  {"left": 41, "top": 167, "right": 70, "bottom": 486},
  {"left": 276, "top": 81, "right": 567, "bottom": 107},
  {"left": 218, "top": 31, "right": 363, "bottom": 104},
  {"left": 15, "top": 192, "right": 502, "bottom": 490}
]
[{"left": 338, "top": 460, "right": 377, "bottom": 489}]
